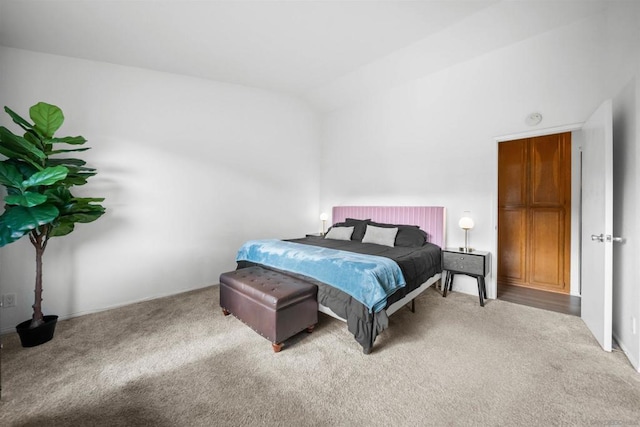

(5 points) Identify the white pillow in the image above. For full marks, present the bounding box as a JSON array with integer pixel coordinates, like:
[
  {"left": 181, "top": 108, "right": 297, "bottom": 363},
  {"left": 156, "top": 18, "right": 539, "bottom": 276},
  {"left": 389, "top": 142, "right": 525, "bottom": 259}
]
[
  {"left": 361, "top": 225, "right": 398, "bottom": 247},
  {"left": 324, "top": 226, "right": 354, "bottom": 241}
]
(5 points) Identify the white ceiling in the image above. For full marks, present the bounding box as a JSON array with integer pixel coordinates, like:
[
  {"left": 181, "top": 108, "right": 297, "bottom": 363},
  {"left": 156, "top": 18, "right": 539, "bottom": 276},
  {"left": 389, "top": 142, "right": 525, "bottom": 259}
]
[{"left": 0, "top": 0, "right": 610, "bottom": 109}]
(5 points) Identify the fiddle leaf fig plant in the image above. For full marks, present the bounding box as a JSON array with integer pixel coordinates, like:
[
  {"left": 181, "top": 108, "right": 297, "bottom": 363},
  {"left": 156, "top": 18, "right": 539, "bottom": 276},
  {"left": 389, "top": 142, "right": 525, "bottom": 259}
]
[{"left": 0, "top": 102, "right": 105, "bottom": 328}]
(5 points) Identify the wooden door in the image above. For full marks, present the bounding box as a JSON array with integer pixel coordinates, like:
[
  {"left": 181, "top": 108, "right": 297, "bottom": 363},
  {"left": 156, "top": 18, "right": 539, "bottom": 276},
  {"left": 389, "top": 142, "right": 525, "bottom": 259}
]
[{"left": 498, "top": 133, "right": 571, "bottom": 294}]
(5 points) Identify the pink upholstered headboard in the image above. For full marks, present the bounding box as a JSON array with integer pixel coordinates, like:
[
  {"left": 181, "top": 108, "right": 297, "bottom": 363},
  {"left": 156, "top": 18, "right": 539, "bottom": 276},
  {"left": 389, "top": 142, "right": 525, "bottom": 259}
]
[{"left": 331, "top": 206, "right": 446, "bottom": 249}]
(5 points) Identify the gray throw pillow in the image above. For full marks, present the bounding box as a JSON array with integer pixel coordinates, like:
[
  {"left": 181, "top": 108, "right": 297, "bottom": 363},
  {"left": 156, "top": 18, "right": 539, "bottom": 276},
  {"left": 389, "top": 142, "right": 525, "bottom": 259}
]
[
  {"left": 324, "top": 226, "right": 354, "bottom": 241},
  {"left": 361, "top": 225, "right": 398, "bottom": 247}
]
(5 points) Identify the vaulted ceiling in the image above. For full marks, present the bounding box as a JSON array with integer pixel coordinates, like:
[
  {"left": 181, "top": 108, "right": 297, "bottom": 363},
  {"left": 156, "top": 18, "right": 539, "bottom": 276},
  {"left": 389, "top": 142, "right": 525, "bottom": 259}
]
[{"left": 0, "top": 1, "right": 610, "bottom": 110}]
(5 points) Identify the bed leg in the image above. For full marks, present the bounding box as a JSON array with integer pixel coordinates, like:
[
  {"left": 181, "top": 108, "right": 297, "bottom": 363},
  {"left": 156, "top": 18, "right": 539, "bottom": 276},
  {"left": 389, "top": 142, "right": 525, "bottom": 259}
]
[
  {"left": 306, "top": 324, "right": 315, "bottom": 333},
  {"left": 272, "top": 342, "right": 283, "bottom": 353},
  {"left": 222, "top": 308, "right": 230, "bottom": 316},
  {"left": 410, "top": 299, "right": 415, "bottom": 313}
]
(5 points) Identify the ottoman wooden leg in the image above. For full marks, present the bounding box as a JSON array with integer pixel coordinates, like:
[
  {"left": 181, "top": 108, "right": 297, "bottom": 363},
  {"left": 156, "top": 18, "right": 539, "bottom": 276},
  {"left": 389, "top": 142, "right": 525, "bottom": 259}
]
[
  {"left": 272, "top": 342, "right": 283, "bottom": 353},
  {"left": 222, "top": 308, "right": 230, "bottom": 316},
  {"left": 306, "top": 324, "right": 315, "bottom": 333}
]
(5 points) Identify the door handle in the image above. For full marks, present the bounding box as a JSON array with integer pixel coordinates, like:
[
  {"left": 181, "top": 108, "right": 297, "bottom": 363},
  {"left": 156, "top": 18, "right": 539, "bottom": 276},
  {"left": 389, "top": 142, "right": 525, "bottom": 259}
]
[
  {"left": 591, "top": 234, "right": 604, "bottom": 242},
  {"left": 606, "top": 235, "right": 624, "bottom": 243}
]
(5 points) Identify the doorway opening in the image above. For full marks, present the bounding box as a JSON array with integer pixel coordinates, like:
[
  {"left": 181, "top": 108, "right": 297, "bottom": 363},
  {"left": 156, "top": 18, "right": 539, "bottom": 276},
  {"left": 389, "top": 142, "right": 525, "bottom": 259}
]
[{"left": 496, "top": 132, "right": 580, "bottom": 316}]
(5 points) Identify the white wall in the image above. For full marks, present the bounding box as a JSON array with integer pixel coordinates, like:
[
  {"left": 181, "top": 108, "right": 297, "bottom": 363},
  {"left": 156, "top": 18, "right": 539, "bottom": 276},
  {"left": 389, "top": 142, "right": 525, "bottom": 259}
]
[
  {"left": 0, "top": 47, "right": 320, "bottom": 333},
  {"left": 607, "top": 1, "right": 640, "bottom": 371},
  {"left": 320, "top": 13, "right": 607, "bottom": 298},
  {"left": 612, "top": 77, "right": 639, "bottom": 371}
]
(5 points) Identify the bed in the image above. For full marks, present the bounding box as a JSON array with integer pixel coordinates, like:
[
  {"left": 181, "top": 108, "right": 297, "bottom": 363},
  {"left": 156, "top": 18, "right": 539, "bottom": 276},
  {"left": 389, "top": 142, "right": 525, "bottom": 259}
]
[{"left": 236, "top": 206, "right": 445, "bottom": 353}]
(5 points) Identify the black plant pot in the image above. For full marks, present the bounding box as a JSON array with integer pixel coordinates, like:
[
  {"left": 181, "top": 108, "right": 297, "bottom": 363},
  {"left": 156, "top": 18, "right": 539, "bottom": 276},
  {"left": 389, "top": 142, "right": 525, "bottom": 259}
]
[{"left": 16, "top": 315, "right": 59, "bottom": 348}]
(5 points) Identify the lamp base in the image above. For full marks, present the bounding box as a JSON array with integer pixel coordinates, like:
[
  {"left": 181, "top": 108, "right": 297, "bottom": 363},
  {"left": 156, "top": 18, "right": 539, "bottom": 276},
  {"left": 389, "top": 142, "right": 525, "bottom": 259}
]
[{"left": 459, "top": 247, "right": 474, "bottom": 253}]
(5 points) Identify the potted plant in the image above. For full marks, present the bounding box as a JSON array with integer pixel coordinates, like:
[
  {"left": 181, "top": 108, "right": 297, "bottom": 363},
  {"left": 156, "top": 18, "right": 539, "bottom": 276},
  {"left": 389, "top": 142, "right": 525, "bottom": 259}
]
[{"left": 0, "top": 102, "right": 105, "bottom": 347}]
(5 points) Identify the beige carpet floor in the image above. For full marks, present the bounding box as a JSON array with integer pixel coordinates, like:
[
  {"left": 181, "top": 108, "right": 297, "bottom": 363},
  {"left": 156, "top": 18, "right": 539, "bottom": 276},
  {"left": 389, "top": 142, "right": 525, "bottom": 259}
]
[{"left": 1, "top": 285, "right": 639, "bottom": 426}]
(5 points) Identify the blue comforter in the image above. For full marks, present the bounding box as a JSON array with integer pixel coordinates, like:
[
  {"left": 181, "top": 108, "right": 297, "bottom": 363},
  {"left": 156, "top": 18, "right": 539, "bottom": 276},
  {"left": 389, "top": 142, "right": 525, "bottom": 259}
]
[{"left": 236, "top": 239, "right": 406, "bottom": 313}]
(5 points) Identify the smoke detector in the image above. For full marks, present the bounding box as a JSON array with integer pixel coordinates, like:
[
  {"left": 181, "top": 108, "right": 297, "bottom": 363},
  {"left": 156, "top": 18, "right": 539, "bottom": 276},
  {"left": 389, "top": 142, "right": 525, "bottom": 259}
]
[{"left": 525, "top": 112, "right": 543, "bottom": 126}]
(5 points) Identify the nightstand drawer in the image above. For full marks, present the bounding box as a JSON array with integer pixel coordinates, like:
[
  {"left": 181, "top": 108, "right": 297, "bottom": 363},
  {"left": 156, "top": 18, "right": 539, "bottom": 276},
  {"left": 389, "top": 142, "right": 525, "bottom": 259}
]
[{"left": 442, "top": 251, "right": 486, "bottom": 276}]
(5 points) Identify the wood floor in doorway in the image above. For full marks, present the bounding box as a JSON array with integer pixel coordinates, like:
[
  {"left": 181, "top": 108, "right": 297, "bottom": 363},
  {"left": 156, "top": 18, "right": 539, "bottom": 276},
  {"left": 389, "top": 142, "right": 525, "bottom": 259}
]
[{"left": 497, "top": 284, "right": 581, "bottom": 317}]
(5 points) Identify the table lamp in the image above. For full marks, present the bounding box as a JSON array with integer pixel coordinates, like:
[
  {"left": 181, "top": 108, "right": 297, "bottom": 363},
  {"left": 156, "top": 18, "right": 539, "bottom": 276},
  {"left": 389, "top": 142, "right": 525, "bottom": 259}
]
[
  {"left": 320, "top": 213, "right": 328, "bottom": 236},
  {"left": 458, "top": 214, "right": 474, "bottom": 253}
]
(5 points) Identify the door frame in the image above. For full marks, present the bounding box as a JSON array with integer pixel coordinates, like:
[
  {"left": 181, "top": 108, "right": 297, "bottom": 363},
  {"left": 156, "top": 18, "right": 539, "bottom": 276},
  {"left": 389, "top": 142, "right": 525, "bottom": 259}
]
[{"left": 493, "top": 122, "right": 583, "bottom": 300}]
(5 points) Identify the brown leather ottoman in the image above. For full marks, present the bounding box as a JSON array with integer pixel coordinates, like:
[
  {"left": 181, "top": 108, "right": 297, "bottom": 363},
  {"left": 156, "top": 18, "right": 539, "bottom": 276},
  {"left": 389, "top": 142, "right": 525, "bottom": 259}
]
[{"left": 219, "top": 266, "right": 318, "bottom": 352}]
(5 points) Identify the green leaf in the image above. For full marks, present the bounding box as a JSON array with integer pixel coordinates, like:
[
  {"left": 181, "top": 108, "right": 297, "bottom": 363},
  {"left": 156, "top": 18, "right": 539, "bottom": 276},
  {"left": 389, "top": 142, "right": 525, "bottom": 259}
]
[
  {"left": 0, "top": 126, "right": 47, "bottom": 161},
  {"left": 44, "top": 186, "right": 73, "bottom": 205},
  {"left": 59, "top": 211, "right": 104, "bottom": 224},
  {"left": 24, "top": 130, "right": 46, "bottom": 152},
  {"left": 50, "top": 136, "right": 87, "bottom": 145},
  {"left": 4, "top": 106, "right": 33, "bottom": 132},
  {"left": 21, "top": 166, "right": 68, "bottom": 188},
  {"left": 5, "top": 192, "right": 48, "bottom": 207},
  {"left": 2, "top": 204, "right": 59, "bottom": 232},
  {"left": 47, "top": 147, "right": 91, "bottom": 155},
  {"left": 30, "top": 102, "right": 64, "bottom": 138},
  {"left": 50, "top": 200, "right": 105, "bottom": 237},
  {"left": 47, "top": 158, "right": 86, "bottom": 167},
  {"left": 0, "top": 217, "right": 27, "bottom": 247},
  {"left": 46, "top": 161, "right": 95, "bottom": 187},
  {"left": 49, "top": 190, "right": 105, "bottom": 214},
  {"left": 9, "top": 160, "right": 38, "bottom": 179},
  {"left": 0, "top": 144, "right": 27, "bottom": 163},
  {"left": 59, "top": 171, "right": 97, "bottom": 187},
  {"left": 0, "top": 162, "right": 24, "bottom": 188},
  {"left": 0, "top": 146, "right": 43, "bottom": 171},
  {"left": 64, "top": 200, "right": 106, "bottom": 214},
  {"left": 73, "top": 197, "right": 105, "bottom": 203},
  {"left": 61, "top": 166, "right": 91, "bottom": 176},
  {"left": 49, "top": 221, "right": 74, "bottom": 237},
  {"left": 58, "top": 198, "right": 105, "bottom": 220}
]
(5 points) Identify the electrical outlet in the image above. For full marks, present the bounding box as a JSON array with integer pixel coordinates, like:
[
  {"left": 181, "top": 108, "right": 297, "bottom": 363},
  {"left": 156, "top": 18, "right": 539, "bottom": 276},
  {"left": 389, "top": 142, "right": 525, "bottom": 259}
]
[{"left": 3, "top": 293, "right": 16, "bottom": 308}]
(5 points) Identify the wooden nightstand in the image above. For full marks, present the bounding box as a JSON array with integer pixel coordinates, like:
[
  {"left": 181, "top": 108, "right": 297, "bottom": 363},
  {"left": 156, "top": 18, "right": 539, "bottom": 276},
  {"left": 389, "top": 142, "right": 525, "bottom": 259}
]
[{"left": 442, "top": 248, "right": 491, "bottom": 306}]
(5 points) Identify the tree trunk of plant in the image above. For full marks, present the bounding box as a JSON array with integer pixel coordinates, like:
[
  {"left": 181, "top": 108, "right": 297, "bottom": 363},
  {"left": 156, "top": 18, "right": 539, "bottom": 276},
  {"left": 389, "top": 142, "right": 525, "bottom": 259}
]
[{"left": 29, "top": 228, "right": 46, "bottom": 328}]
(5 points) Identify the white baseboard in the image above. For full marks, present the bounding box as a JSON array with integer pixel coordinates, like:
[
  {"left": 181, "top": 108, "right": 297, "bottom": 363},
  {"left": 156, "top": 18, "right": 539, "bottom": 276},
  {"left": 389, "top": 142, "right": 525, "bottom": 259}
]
[
  {"left": 613, "top": 331, "right": 640, "bottom": 372},
  {"left": 0, "top": 284, "right": 217, "bottom": 336}
]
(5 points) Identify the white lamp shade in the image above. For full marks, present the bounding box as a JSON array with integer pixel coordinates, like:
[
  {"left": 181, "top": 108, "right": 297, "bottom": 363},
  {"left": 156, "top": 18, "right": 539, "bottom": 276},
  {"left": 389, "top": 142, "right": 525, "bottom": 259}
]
[
  {"left": 459, "top": 216, "right": 474, "bottom": 230},
  {"left": 319, "top": 213, "right": 328, "bottom": 221}
]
